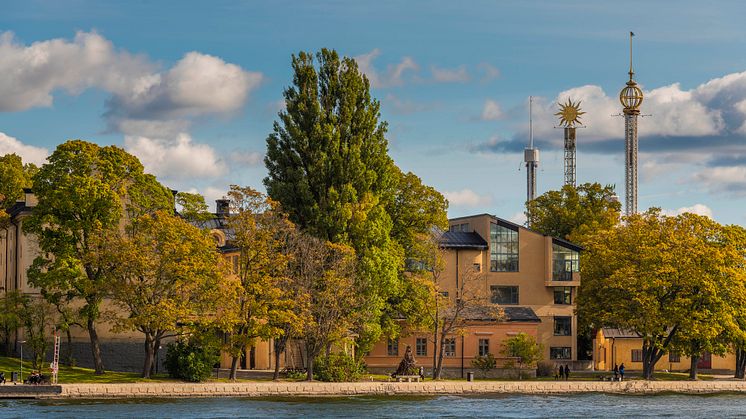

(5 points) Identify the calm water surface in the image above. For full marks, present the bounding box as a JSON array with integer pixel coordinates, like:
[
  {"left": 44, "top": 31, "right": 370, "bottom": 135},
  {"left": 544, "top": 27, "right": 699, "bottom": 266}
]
[{"left": 3, "top": 394, "right": 746, "bottom": 418}]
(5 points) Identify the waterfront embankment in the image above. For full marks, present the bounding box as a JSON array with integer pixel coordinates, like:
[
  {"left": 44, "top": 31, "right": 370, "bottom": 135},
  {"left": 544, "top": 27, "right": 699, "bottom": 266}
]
[{"left": 2, "top": 380, "right": 746, "bottom": 399}]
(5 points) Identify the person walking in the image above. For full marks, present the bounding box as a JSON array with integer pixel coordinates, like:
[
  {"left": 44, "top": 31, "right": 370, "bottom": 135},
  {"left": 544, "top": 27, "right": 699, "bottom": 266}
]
[
  {"left": 613, "top": 364, "right": 619, "bottom": 381},
  {"left": 619, "top": 363, "right": 625, "bottom": 381},
  {"left": 554, "top": 365, "right": 560, "bottom": 380},
  {"left": 563, "top": 364, "right": 570, "bottom": 380}
]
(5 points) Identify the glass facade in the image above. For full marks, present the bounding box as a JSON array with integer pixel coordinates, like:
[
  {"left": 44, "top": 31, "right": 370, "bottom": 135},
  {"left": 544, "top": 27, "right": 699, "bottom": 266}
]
[
  {"left": 552, "top": 243, "right": 579, "bottom": 281},
  {"left": 490, "top": 285, "right": 519, "bottom": 305},
  {"left": 490, "top": 223, "right": 519, "bottom": 272}
]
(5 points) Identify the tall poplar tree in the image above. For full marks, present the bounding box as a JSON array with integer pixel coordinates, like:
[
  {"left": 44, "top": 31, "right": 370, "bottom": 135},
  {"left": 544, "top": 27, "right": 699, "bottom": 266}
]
[
  {"left": 25, "top": 140, "right": 173, "bottom": 374},
  {"left": 264, "top": 49, "right": 400, "bottom": 351}
]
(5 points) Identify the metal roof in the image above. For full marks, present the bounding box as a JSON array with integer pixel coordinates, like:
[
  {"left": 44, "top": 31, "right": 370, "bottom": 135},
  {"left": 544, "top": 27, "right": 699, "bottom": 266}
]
[{"left": 439, "top": 231, "right": 488, "bottom": 249}]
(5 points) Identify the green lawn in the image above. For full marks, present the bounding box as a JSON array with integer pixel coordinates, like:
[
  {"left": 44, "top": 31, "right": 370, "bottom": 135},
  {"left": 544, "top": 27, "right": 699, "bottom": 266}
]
[{"left": 0, "top": 356, "right": 174, "bottom": 384}]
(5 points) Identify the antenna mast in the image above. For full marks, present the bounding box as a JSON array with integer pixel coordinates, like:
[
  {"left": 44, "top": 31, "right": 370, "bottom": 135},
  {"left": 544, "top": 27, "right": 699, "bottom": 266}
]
[{"left": 524, "top": 96, "right": 539, "bottom": 215}]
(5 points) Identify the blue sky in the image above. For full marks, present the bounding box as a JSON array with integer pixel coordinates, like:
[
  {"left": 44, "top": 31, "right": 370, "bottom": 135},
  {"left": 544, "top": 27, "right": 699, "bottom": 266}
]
[{"left": 2, "top": 0, "right": 746, "bottom": 224}]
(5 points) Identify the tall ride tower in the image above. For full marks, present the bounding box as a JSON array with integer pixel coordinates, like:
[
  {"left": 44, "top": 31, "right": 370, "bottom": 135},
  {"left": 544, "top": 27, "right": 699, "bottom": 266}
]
[
  {"left": 524, "top": 96, "right": 539, "bottom": 204},
  {"left": 555, "top": 99, "right": 585, "bottom": 187},
  {"left": 619, "top": 32, "right": 644, "bottom": 216}
]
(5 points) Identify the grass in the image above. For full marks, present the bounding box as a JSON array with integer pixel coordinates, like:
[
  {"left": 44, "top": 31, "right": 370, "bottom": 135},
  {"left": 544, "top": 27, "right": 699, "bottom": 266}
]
[{"left": 0, "top": 356, "right": 174, "bottom": 384}]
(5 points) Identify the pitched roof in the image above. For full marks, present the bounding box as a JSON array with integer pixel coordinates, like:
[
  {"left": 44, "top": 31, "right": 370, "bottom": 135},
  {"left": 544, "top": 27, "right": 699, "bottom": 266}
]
[
  {"left": 601, "top": 328, "right": 640, "bottom": 338},
  {"left": 503, "top": 306, "right": 541, "bottom": 323},
  {"left": 439, "top": 231, "right": 488, "bottom": 249}
]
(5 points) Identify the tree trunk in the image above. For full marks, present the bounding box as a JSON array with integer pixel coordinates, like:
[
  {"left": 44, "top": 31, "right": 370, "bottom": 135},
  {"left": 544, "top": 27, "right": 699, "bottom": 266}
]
[
  {"left": 435, "top": 337, "right": 446, "bottom": 380},
  {"left": 65, "top": 328, "right": 74, "bottom": 366},
  {"left": 432, "top": 323, "right": 438, "bottom": 379},
  {"left": 150, "top": 336, "right": 161, "bottom": 377},
  {"left": 306, "top": 355, "right": 314, "bottom": 381},
  {"left": 229, "top": 355, "right": 240, "bottom": 381},
  {"left": 273, "top": 343, "right": 283, "bottom": 381},
  {"left": 735, "top": 348, "right": 746, "bottom": 379},
  {"left": 689, "top": 355, "right": 699, "bottom": 380},
  {"left": 142, "top": 334, "right": 155, "bottom": 379},
  {"left": 87, "top": 317, "right": 105, "bottom": 375}
]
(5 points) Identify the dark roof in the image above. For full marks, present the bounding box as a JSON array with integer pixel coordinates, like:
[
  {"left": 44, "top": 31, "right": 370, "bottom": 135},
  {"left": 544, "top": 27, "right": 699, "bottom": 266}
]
[
  {"left": 439, "top": 231, "right": 488, "bottom": 249},
  {"left": 7, "top": 202, "right": 32, "bottom": 218},
  {"left": 601, "top": 328, "right": 640, "bottom": 338},
  {"left": 503, "top": 307, "right": 541, "bottom": 323}
]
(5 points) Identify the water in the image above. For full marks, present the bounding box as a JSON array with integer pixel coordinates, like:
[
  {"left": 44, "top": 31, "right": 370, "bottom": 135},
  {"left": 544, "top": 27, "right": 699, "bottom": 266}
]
[{"left": 3, "top": 394, "right": 746, "bottom": 418}]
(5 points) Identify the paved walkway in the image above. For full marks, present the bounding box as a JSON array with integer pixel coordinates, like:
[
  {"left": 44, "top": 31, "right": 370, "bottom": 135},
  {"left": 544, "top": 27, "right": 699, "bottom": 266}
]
[{"left": 3, "top": 380, "right": 746, "bottom": 399}]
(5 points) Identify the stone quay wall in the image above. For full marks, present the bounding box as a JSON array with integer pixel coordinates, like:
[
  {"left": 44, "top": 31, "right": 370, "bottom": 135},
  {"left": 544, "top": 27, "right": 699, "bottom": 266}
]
[{"left": 3, "top": 380, "right": 746, "bottom": 399}]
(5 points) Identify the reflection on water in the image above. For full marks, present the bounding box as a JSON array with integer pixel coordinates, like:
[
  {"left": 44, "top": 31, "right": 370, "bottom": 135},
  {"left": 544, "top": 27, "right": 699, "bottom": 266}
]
[{"left": 3, "top": 393, "right": 746, "bottom": 418}]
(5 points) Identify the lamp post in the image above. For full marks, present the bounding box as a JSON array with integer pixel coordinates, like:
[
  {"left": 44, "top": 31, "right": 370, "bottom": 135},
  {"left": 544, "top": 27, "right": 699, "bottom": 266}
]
[
  {"left": 156, "top": 345, "right": 163, "bottom": 375},
  {"left": 19, "top": 340, "right": 26, "bottom": 383}
]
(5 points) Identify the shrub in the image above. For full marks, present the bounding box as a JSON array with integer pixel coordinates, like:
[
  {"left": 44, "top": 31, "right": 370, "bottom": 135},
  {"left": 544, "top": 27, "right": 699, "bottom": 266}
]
[
  {"left": 165, "top": 340, "right": 218, "bottom": 382},
  {"left": 471, "top": 353, "right": 497, "bottom": 378},
  {"left": 313, "top": 352, "right": 365, "bottom": 382},
  {"left": 536, "top": 361, "right": 554, "bottom": 377}
]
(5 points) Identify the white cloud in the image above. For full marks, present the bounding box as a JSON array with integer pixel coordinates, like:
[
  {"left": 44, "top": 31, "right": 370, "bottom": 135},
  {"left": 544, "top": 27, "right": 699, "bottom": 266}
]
[
  {"left": 693, "top": 166, "right": 746, "bottom": 195},
  {"left": 124, "top": 134, "right": 226, "bottom": 181},
  {"left": 508, "top": 211, "right": 527, "bottom": 225},
  {"left": 384, "top": 93, "right": 435, "bottom": 115},
  {"left": 661, "top": 204, "right": 713, "bottom": 218},
  {"left": 431, "top": 65, "right": 469, "bottom": 83},
  {"left": 477, "top": 63, "right": 500, "bottom": 82},
  {"left": 0, "top": 132, "right": 48, "bottom": 165},
  {"left": 229, "top": 150, "right": 263, "bottom": 166},
  {"left": 443, "top": 189, "right": 491, "bottom": 207},
  {"left": 354, "top": 49, "right": 418, "bottom": 88},
  {"left": 481, "top": 99, "right": 503, "bottom": 120}
]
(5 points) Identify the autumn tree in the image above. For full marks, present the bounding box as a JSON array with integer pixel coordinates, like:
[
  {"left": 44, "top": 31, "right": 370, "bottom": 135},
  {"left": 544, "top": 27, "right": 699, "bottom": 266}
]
[
  {"left": 721, "top": 224, "right": 746, "bottom": 380},
  {"left": 500, "top": 333, "right": 543, "bottom": 379},
  {"left": 0, "top": 153, "right": 36, "bottom": 226},
  {"left": 25, "top": 140, "right": 173, "bottom": 374},
  {"left": 264, "top": 49, "right": 401, "bottom": 353},
  {"left": 176, "top": 191, "right": 213, "bottom": 223},
  {"left": 526, "top": 182, "right": 620, "bottom": 244},
  {"left": 579, "top": 210, "right": 738, "bottom": 379},
  {"left": 107, "top": 211, "right": 226, "bottom": 378},
  {"left": 221, "top": 186, "right": 302, "bottom": 380}
]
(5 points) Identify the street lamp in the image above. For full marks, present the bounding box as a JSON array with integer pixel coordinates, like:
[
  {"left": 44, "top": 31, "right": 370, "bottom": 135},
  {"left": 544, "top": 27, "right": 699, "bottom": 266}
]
[{"left": 19, "top": 340, "right": 26, "bottom": 383}]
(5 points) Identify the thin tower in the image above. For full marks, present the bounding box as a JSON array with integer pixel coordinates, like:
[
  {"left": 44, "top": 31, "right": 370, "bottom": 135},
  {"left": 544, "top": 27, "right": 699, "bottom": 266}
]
[
  {"left": 524, "top": 96, "right": 539, "bottom": 205},
  {"left": 619, "top": 32, "right": 644, "bottom": 216},
  {"left": 556, "top": 99, "right": 585, "bottom": 187}
]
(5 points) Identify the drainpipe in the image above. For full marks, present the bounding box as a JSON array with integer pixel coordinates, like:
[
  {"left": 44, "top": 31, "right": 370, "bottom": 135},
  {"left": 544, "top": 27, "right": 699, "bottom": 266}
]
[{"left": 461, "top": 335, "right": 465, "bottom": 379}]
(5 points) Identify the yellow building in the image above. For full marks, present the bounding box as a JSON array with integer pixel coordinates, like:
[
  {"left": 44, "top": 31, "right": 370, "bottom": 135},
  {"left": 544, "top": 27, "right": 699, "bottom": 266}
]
[
  {"left": 365, "top": 213, "right": 586, "bottom": 375},
  {"left": 594, "top": 328, "right": 737, "bottom": 372}
]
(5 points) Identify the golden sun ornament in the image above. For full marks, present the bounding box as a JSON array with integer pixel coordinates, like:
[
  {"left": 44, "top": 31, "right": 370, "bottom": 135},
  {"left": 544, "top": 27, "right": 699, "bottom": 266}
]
[{"left": 555, "top": 99, "right": 585, "bottom": 127}]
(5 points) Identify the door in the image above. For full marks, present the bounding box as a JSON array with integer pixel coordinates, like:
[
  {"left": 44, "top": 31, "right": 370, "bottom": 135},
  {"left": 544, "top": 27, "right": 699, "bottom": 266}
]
[{"left": 697, "top": 352, "right": 712, "bottom": 369}]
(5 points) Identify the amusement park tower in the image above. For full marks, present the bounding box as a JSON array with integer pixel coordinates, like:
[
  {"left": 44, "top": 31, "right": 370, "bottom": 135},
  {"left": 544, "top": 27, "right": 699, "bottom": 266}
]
[
  {"left": 524, "top": 96, "right": 539, "bottom": 204},
  {"left": 556, "top": 99, "right": 585, "bottom": 187},
  {"left": 620, "top": 32, "right": 644, "bottom": 216}
]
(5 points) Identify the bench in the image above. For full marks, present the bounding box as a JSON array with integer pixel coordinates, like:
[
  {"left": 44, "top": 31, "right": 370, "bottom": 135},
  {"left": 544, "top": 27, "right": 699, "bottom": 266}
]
[{"left": 395, "top": 375, "right": 422, "bottom": 382}]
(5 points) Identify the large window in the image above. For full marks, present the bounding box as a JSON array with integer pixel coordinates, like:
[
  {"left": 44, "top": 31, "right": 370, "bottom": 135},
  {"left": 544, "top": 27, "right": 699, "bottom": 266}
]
[
  {"left": 632, "top": 349, "right": 643, "bottom": 362},
  {"left": 550, "top": 347, "right": 572, "bottom": 360},
  {"left": 444, "top": 338, "right": 456, "bottom": 357},
  {"left": 490, "top": 223, "right": 519, "bottom": 272},
  {"left": 553, "top": 316, "right": 572, "bottom": 336},
  {"left": 552, "top": 242, "right": 579, "bottom": 281},
  {"left": 416, "top": 338, "right": 428, "bottom": 357},
  {"left": 491, "top": 285, "right": 519, "bottom": 305},
  {"left": 478, "top": 339, "right": 490, "bottom": 357},
  {"left": 553, "top": 287, "right": 572, "bottom": 305},
  {"left": 387, "top": 339, "right": 399, "bottom": 356}
]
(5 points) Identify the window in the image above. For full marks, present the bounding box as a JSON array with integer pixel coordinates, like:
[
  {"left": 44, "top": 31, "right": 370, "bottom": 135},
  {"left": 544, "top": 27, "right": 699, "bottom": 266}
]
[
  {"left": 478, "top": 339, "right": 490, "bottom": 357},
  {"left": 444, "top": 338, "right": 456, "bottom": 357},
  {"left": 550, "top": 347, "right": 572, "bottom": 360},
  {"left": 387, "top": 339, "right": 399, "bottom": 356},
  {"left": 668, "top": 352, "right": 680, "bottom": 363},
  {"left": 440, "top": 291, "right": 449, "bottom": 298},
  {"left": 473, "top": 263, "right": 481, "bottom": 272},
  {"left": 490, "top": 223, "right": 519, "bottom": 272},
  {"left": 416, "top": 338, "right": 428, "bottom": 357},
  {"left": 552, "top": 242, "right": 579, "bottom": 281},
  {"left": 553, "top": 287, "right": 572, "bottom": 305},
  {"left": 632, "top": 349, "right": 643, "bottom": 362},
  {"left": 553, "top": 316, "right": 572, "bottom": 336},
  {"left": 491, "top": 286, "right": 519, "bottom": 305},
  {"left": 450, "top": 223, "right": 470, "bottom": 232}
]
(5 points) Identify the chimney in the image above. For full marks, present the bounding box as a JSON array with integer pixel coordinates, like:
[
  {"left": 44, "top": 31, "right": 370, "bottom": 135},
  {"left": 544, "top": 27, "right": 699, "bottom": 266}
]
[
  {"left": 216, "top": 199, "right": 230, "bottom": 217},
  {"left": 170, "top": 189, "right": 178, "bottom": 214}
]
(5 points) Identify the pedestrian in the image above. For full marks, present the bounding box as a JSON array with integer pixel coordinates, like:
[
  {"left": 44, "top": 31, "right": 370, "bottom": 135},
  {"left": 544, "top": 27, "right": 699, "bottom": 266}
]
[
  {"left": 613, "top": 364, "right": 619, "bottom": 381},
  {"left": 554, "top": 365, "right": 560, "bottom": 380},
  {"left": 564, "top": 364, "right": 570, "bottom": 380},
  {"left": 619, "top": 363, "right": 625, "bottom": 381}
]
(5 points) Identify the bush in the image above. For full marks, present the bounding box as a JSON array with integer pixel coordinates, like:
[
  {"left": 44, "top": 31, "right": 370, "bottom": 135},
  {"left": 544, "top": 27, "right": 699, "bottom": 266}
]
[
  {"left": 313, "top": 352, "right": 365, "bottom": 382},
  {"left": 471, "top": 353, "right": 497, "bottom": 378},
  {"left": 165, "top": 340, "right": 218, "bottom": 382},
  {"left": 536, "top": 361, "right": 554, "bottom": 377}
]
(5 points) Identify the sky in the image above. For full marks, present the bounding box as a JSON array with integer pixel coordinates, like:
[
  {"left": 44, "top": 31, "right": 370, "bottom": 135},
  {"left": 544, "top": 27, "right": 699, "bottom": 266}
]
[{"left": 2, "top": 0, "right": 746, "bottom": 225}]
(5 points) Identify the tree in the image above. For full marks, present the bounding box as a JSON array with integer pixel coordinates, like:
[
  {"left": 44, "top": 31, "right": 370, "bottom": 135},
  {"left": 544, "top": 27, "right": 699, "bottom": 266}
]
[
  {"left": 579, "top": 210, "right": 737, "bottom": 379},
  {"left": 107, "top": 211, "right": 226, "bottom": 378},
  {"left": 526, "top": 182, "right": 620, "bottom": 244},
  {"left": 0, "top": 291, "right": 24, "bottom": 356},
  {"left": 720, "top": 224, "right": 746, "bottom": 380},
  {"left": 0, "top": 153, "right": 36, "bottom": 227},
  {"left": 221, "top": 186, "right": 303, "bottom": 380},
  {"left": 471, "top": 353, "right": 497, "bottom": 378},
  {"left": 176, "top": 191, "right": 213, "bottom": 223},
  {"left": 500, "top": 333, "right": 543, "bottom": 380},
  {"left": 25, "top": 140, "right": 173, "bottom": 374},
  {"left": 264, "top": 49, "right": 400, "bottom": 354},
  {"left": 18, "top": 295, "right": 55, "bottom": 370},
  {"left": 290, "top": 233, "right": 358, "bottom": 381}
]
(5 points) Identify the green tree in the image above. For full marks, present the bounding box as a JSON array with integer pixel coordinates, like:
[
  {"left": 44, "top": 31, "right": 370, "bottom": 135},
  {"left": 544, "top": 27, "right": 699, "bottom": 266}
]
[
  {"left": 471, "top": 353, "right": 497, "bottom": 378},
  {"left": 264, "top": 49, "right": 400, "bottom": 354},
  {"left": 18, "top": 295, "right": 55, "bottom": 370},
  {"left": 500, "top": 333, "right": 543, "bottom": 380},
  {"left": 0, "top": 291, "right": 24, "bottom": 356},
  {"left": 107, "top": 211, "right": 226, "bottom": 378},
  {"left": 25, "top": 140, "right": 173, "bottom": 374},
  {"left": 720, "top": 224, "right": 746, "bottom": 380},
  {"left": 526, "top": 182, "right": 620, "bottom": 244},
  {"left": 579, "top": 210, "right": 737, "bottom": 379},
  {"left": 176, "top": 191, "right": 213, "bottom": 223},
  {"left": 0, "top": 153, "right": 36, "bottom": 227}
]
